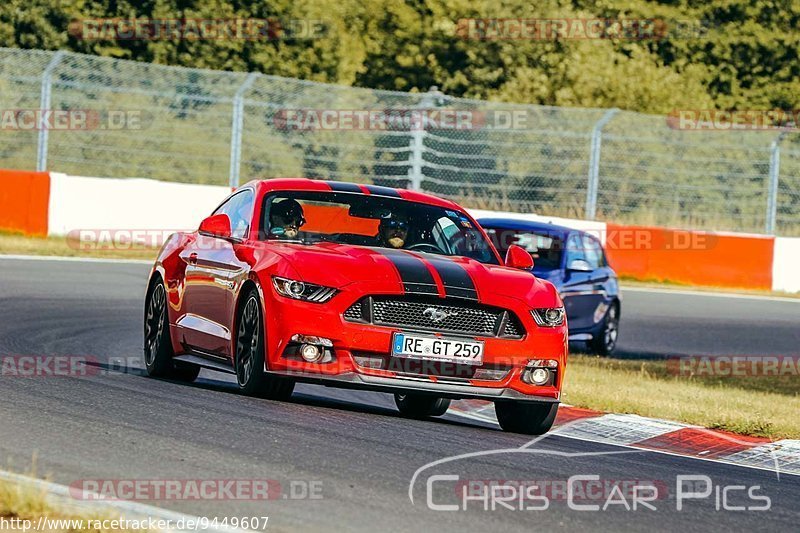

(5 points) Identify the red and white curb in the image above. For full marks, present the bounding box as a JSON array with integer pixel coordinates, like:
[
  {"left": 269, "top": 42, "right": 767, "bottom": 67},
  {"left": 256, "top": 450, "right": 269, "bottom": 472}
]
[{"left": 450, "top": 400, "right": 800, "bottom": 477}]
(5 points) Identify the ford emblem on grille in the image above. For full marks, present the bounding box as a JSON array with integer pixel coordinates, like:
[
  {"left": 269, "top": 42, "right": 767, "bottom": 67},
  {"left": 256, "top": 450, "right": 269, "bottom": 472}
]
[{"left": 423, "top": 307, "right": 457, "bottom": 323}]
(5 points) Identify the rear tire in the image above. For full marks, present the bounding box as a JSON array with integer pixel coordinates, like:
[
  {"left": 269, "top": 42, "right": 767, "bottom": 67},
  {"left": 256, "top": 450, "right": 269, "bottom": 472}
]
[
  {"left": 143, "top": 278, "right": 200, "bottom": 382},
  {"left": 495, "top": 401, "right": 558, "bottom": 435},
  {"left": 235, "top": 289, "right": 294, "bottom": 401},
  {"left": 589, "top": 302, "right": 620, "bottom": 356},
  {"left": 394, "top": 393, "right": 451, "bottom": 418}
]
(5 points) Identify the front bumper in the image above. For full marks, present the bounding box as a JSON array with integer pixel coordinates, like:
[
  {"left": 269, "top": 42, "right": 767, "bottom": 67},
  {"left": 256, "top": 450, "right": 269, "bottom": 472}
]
[
  {"left": 265, "top": 369, "right": 560, "bottom": 403},
  {"left": 262, "top": 283, "right": 567, "bottom": 403}
]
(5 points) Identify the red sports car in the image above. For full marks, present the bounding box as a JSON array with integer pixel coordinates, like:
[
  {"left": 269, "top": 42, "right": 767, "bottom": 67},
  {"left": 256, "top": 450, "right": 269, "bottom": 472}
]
[{"left": 144, "top": 179, "right": 567, "bottom": 434}]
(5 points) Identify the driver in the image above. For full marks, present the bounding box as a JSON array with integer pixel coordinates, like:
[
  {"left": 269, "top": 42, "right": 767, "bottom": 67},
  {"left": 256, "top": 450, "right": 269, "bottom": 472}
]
[
  {"left": 376, "top": 215, "right": 409, "bottom": 249},
  {"left": 269, "top": 198, "right": 306, "bottom": 239}
]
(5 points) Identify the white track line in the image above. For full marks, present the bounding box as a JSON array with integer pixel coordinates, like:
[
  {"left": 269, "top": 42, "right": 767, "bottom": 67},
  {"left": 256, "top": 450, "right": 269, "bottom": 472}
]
[
  {"left": 0, "top": 470, "right": 253, "bottom": 532},
  {"left": 622, "top": 285, "right": 800, "bottom": 303},
  {"left": 0, "top": 254, "right": 152, "bottom": 265}
]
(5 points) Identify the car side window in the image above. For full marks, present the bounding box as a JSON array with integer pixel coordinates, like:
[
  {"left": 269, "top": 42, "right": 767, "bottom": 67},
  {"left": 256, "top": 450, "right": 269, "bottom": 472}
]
[
  {"left": 565, "top": 234, "right": 586, "bottom": 267},
  {"left": 589, "top": 236, "right": 606, "bottom": 267},
  {"left": 432, "top": 216, "right": 459, "bottom": 254},
  {"left": 213, "top": 189, "right": 254, "bottom": 240},
  {"left": 582, "top": 235, "right": 602, "bottom": 269}
]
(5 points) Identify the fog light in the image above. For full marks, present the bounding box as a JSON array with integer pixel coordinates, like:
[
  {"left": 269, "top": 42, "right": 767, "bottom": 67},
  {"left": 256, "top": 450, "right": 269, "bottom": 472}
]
[
  {"left": 300, "top": 344, "right": 322, "bottom": 362},
  {"left": 531, "top": 368, "right": 549, "bottom": 384},
  {"left": 593, "top": 302, "right": 609, "bottom": 324},
  {"left": 522, "top": 367, "right": 551, "bottom": 385}
]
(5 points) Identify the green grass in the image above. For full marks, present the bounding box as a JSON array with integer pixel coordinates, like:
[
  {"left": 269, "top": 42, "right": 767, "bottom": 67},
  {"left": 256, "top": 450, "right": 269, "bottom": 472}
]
[
  {"left": 564, "top": 354, "right": 800, "bottom": 439},
  {"left": 0, "top": 475, "right": 144, "bottom": 532},
  {"left": 0, "top": 230, "right": 159, "bottom": 261}
]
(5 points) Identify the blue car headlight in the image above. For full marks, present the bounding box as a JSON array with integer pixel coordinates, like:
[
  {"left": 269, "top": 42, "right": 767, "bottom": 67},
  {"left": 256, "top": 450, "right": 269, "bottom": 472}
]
[
  {"left": 272, "top": 276, "right": 338, "bottom": 303},
  {"left": 531, "top": 307, "right": 565, "bottom": 327}
]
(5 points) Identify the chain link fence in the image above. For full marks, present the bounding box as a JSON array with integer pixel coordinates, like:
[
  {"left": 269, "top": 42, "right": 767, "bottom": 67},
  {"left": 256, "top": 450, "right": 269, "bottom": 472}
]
[{"left": 1, "top": 47, "right": 798, "bottom": 235}]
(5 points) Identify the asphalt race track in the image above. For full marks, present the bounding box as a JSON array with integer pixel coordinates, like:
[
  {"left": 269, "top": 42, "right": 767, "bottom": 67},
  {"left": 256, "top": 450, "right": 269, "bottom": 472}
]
[{"left": 0, "top": 256, "right": 798, "bottom": 532}]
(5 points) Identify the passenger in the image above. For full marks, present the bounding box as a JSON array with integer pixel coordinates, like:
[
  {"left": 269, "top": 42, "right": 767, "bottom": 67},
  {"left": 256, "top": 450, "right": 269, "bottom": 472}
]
[{"left": 269, "top": 198, "right": 306, "bottom": 239}]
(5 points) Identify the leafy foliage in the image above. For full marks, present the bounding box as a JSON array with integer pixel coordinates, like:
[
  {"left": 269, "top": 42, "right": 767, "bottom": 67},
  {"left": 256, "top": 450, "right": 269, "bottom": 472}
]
[{"left": 1, "top": 0, "right": 798, "bottom": 113}]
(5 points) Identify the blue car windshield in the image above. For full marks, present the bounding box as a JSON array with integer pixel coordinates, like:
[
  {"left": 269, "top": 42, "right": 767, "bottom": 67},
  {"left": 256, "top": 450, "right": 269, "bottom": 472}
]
[{"left": 483, "top": 228, "right": 564, "bottom": 270}]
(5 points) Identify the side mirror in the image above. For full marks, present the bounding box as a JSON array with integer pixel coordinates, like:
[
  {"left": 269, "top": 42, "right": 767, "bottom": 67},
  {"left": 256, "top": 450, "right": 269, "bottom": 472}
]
[
  {"left": 505, "top": 244, "right": 534, "bottom": 270},
  {"left": 567, "top": 258, "right": 593, "bottom": 272},
  {"left": 199, "top": 213, "right": 232, "bottom": 239}
]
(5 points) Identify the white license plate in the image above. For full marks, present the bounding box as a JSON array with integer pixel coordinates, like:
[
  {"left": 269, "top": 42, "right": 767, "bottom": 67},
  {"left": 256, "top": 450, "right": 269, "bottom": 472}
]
[{"left": 391, "top": 333, "right": 484, "bottom": 366}]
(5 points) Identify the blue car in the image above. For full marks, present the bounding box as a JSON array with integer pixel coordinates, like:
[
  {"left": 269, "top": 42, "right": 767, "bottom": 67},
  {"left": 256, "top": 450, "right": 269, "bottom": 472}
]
[{"left": 478, "top": 218, "right": 621, "bottom": 355}]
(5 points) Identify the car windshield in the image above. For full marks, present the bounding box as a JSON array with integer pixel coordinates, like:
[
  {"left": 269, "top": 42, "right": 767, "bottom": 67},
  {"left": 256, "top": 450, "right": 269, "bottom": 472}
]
[
  {"left": 261, "top": 191, "right": 500, "bottom": 265},
  {"left": 483, "top": 227, "right": 564, "bottom": 270}
]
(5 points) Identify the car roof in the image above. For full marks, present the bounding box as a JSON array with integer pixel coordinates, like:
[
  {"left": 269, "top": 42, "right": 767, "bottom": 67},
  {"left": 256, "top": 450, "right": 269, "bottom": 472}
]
[
  {"left": 476, "top": 217, "right": 575, "bottom": 238},
  {"left": 242, "top": 178, "right": 462, "bottom": 210}
]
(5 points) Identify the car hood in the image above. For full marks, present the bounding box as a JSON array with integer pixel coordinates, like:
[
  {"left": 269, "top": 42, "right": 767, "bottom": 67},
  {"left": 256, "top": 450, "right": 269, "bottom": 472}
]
[{"left": 268, "top": 242, "right": 560, "bottom": 305}]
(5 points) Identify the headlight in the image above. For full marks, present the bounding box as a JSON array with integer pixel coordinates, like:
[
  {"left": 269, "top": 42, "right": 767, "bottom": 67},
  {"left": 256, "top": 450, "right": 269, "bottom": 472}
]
[
  {"left": 531, "top": 307, "right": 565, "bottom": 327},
  {"left": 272, "top": 276, "right": 338, "bottom": 303}
]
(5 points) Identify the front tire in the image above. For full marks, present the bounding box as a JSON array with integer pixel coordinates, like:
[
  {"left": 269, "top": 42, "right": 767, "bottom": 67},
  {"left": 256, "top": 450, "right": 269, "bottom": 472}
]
[
  {"left": 495, "top": 401, "right": 558, "bottom": 435},
  {"left": 144, "top": 279, "right": 199, "bottom": 382},
  {"left": 394, "top": 393, "right": 451, "bottom": 418},
  {"left": 235, "top": 289, "right": 294, "bottom": 401},
  {"left": 589, "top": 302, "right": 620, "bottom": 356}
]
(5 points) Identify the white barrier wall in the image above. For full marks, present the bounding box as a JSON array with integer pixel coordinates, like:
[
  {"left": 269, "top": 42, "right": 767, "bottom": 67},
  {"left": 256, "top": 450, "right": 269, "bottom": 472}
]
[
  {"left": 47, "top": 173, "right": 230, "bottom": 236},
  {"left": 772, "top": 237, "right": 800, "bottom": 293},
  {"left": 38, "top": 172, "right": 799, "bottom": 293}
]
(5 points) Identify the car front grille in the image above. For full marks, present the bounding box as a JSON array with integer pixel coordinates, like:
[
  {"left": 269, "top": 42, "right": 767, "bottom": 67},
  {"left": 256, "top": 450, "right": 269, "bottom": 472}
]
[{"left": 344, "top": 296, "right": 524, "bottom": 338}]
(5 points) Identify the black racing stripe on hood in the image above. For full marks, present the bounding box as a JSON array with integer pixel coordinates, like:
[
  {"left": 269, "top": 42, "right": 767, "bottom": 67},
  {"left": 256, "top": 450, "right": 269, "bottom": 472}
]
[
  {"left": 375, "top": 248, "right": 438, "bottom": 296},
  {"left": 326, "top": 181, "right": 362, "bottom": 193},
  {"left": 424, "top": 256, "right": 479, "bottom": 301},
  {"left": 363, "top": 185, "right": 401, "bottom": 198}
]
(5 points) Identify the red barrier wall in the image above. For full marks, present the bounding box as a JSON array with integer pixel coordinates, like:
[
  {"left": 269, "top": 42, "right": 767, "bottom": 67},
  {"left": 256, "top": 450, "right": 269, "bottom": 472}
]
[
  {"left": 0, "top": 169, "right": 50, "bottom": 236},
  {"left": 604, "top": 223, "right": 774, "bottom": 290}
]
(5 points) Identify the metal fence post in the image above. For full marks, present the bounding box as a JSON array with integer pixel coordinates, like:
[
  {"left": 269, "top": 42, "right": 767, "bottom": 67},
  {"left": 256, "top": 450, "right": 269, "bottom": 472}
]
[
  {"left": 229, "top": 72, "right": 259, "bottom": 189},
  {"left": 407, "top": 128, "right": 425, "bottom": 191},
  {"left": 585, "top": 108, "right": 619, "bottom": 219},
  {"left": 766, "top": 132, "right": 786, "bottom": 234},
  {"left": 407, "top": 86, "right": 445, "bottom": 191},
  {"left": 36, "top": 50, "right": 65, "bottom": 172}
]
